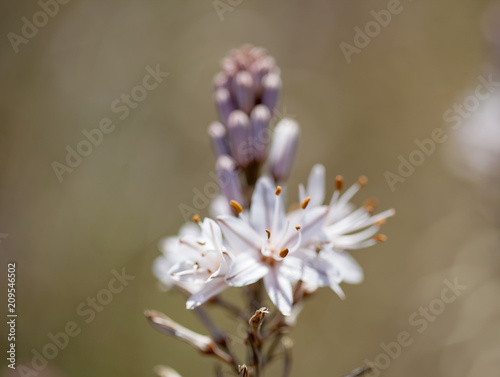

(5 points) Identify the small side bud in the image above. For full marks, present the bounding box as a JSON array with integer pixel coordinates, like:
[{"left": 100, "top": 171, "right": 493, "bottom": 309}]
[
  {"left": 215, "top": 88, "right": 235, "bottom": 126},
  {"left": 145, "top": 310, "right": 213, "bottom": 353},
  {"left": 250, "top": 105, "right": 272, "bottom": 163},
  {"left": 154, "top": 365, "right": 183, "bottom": 377},
  {"left": 145, "top": 310, "right": 233, "bottom": 365},
  {"left": 233, "top": 71, "right": 255, "bottom": 114},
  {"left": 249, "top": 307, "right": 269, "bottom": 330},
  {"left": 261, "top": 73, "right": 282, "bottom": 112},
  {"left": 238, "top": 365, "right": 249, "bottom": 377},
  {"left": 227, "top": 110, "right": 252, "bottom": 167},
  {"left": 213, "top": 72, "right": 229, "bottom": 91},
  {"left": 208, "top": 122, "right": 229, "bottom": 158},
  {"left": 216, "top": 155, "right": 245, "bottom": 206},
  {"left": 269, "top": 118, "right": 300, "bottom": 182}
]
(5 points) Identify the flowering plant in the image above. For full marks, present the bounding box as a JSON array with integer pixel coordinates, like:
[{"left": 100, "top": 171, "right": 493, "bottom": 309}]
[{"left": 146, "top": 45, "right": 394, "bottom": 377}]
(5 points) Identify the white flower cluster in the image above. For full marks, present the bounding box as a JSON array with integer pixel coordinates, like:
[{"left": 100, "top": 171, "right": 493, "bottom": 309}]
[
  {"left": 154, "top": 165, "right": 394, "bottom": 316},
  {"left": 153, "top": 45, "right": 394, "bottom": 317}
]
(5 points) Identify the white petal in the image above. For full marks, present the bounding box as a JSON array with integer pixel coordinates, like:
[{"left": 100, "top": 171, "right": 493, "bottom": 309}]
[
  {"left": 281, "top": 206, "right": 329, "bottom": 247},
  {"left": 225, "top": 253, "right": 269, "bottom": 286},
  {"left": 264, "top": 267, "right": 293, "bottom": 316},
  {"left": 332, "top": 225, "right": 380, "bottom": 247},
  {"left": 186, "top": 278, "right": 228, "bottom": 309},
  {"left": 280, "top": 254, "right": 321, "bottom": 283},
  {"left": 250, "top": 177, "right": 285, "bottom": 235},
  {"left": 307, "top": 164, "right": 325, "bottom": 206},
  {"left": 217, "top": 215, "right": 262, "bottom": 251},
  {"left": 199, "top": 218, "right": 223, "bottom": 251},
  {"left": 323, "top": 250, "right": 364, "bottom": 284},
  {"left": 298, "top": 184, "right": 307, "bottom": 203},
  {"left": 209, "top": 195, "right": 232, "bottom": 218}
]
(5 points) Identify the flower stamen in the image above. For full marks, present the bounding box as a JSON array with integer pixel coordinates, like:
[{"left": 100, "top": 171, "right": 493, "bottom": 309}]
[
  {"left": 230, "top": 200, "right": 244, "bottom": 214},
  {"left": 301, "top": 196, "right": 311, "bottom": 210}
]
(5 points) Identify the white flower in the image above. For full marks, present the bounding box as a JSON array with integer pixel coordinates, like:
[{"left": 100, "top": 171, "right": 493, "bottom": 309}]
[
  {"left": 218, "top": 177, "right": 334, "bottom": 316},
  {"left": 154, "top": 222, "right": 202, "bottom": 292},
  {"left": 156, "top": 218, "right": 234, "bottom": 310},
  {"left": 298, "top": 164, "right": 395, "bottom": 285}
]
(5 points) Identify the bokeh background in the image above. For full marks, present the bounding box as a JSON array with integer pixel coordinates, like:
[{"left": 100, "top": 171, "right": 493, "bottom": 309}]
[{"left": 1, "top": 0, "right": 500, "bottom": 376}]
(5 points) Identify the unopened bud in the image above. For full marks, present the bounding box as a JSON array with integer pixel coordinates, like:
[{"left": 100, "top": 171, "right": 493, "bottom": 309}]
[
  {"left": 215, "top": 155, "right": 245, "bottom": 206},
  {"left": 154, "top": 365, "right": 183, "bottom": 377},
  {"left": 215, "top": 88, "right": 235, "bottom": 126},
  {"left": 262, "top": 73, "right": 282, "bottom": 112},
  {"left": 269, "top": 118, "right": 300, "bottom": 182},
  {"left": 233, "top": 71, "right": 255, "bottom": 114},
  {"left": 238, "top": 365, "right": 249, "bottom": 377},
  {"left": 250, "top": 105, "right": 271, "bottom": 163},
  {"left": 145, "top": 310, "right": 214, "bottom": 353},
  {"left": 249, "top": 307, "right": 269, "bottom": 330},
  {"left": 227, "top": 110, "right": 252, "bottom": 167},
  {"left": 213, "top": 72, "right": 230, "bottom": 91},
  {"left": 208, "top": 122, "right": 229, "bottom": 158},
  {"left": 251, "top": 56, "right": 278, "bottom": 95},
  {"left": 145, "top": 310, "right": 233, "bottom": 364}
]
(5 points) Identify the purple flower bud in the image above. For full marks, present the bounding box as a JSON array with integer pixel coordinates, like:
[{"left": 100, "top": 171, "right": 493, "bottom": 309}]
[
  {"left": 208, "top": 122, "right": 229, "bottom": 158},
  {"left": 250, "top": 56, "right": 279, "bottom": 95},
  {"left": 233, "top": 71, "right": 255, "bottom": 114},
  {"left": 213, "top": 72, "right": 230, "bottom": 91},
  {"left": 214, "top": 88, "right": 235, "bottom": 126},
  {"left": 221, "top": 57, "right": 237, "bottom": 77},
  {"left": 269, "top": 118, "right": 300, "bottom": 182},
  {"left": 261, "top": 73, "right": 282, "bottom": 113},
  {"left": 250, "top": 105, "right": 271, "bottom": 163},
  {"left": 215, "top": 155, "right": 245, "bottom": 206},
  {"left": 227, "top": 110, "right": 252, "bottom": 167}
]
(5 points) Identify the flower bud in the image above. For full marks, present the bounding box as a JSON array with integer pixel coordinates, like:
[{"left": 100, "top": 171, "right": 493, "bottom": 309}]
[
  {"left": 213, "top": 72, "right": 230, "bottom": 91},
  {"left": 250, "top": 105, "right": 271, "bottom": 163},
  {"left": 262, "top": 73, "right": 282, "bottom": 112},
  {"left": 227, "top": 110, "right": 252, "bottom": 167},
  {"left": 215, "top": 155, "right": 245, "bottom": 206},
  {"left": 233, "top": 71, "right": 255, "bottom": 114},
  {"left": 269, "top": 118, "right": 300, "bottom": 182},
  {"left": 145, "top": 310, "right": 214, "bottom": 353},
  {"left": 145, "top": 310, "right": 233, "bottom": 364},
  {"left": 208, "top": 121, "right": 229, "bottom": 157},
  {"left": 238, "top": 365, "right": 249, "bottom": 377},
  {"left": 154, "top": 365, "right": 182, "bottom": 377},
  {"left": 214, "top": 88, "right": 235, "bottom": 126},
  {"left": 251, "top": 56, "right": 278, "bottom": 95}
]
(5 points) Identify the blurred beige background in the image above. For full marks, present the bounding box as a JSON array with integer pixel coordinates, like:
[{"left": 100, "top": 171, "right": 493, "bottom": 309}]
[{"left": 1, "top": 0, "right": 499, "bottom": 376}]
